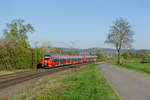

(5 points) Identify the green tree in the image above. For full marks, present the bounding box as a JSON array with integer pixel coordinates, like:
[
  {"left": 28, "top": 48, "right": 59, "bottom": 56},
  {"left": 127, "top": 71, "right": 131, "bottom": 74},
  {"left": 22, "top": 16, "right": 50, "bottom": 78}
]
[
  {"left": 96, "top": 49, "right": 105, "bottom": 61},
  {"left": 0, "top": 19, "right": 35, "bottom": 70},
  {"left": 0, "top": 39, "right": 12, "bottom": 70},
  {"left": 3, "top": 19, "right": 34, "bottom": 48},
  {"left": 105, "top": 17, "right": 134, "bottom": 64}
]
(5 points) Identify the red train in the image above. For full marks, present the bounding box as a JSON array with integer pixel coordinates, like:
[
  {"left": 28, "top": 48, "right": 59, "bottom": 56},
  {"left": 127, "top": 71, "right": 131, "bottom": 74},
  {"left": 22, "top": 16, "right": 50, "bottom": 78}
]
[{"left": 41, "top": 53, "right": 97, "bottom": 68}]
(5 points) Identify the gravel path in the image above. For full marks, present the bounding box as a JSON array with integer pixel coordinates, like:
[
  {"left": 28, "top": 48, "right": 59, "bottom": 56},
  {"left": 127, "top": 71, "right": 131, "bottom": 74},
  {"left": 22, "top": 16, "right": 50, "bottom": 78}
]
[{"left": 99, "top": 64, "right": 150, "bottom": 100}]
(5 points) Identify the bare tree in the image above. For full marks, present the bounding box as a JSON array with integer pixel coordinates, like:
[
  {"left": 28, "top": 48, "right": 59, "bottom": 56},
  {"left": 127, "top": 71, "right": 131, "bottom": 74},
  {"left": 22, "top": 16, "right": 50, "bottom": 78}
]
[
  {"left": 41, "top": 40, "right": 54, "bottom": 53},
  {"left": 105, "top": 17, "right": 134, "bottom": 64}
]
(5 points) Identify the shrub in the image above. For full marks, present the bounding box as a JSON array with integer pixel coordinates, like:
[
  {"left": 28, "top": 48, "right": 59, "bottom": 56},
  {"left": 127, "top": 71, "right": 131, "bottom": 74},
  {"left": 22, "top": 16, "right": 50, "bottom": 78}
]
[
  {"left": 97, "top": 52, "right": 105, "bottom": 61},
  {"left": 122, "top": 52, "right": 136, "bottom": 60}
]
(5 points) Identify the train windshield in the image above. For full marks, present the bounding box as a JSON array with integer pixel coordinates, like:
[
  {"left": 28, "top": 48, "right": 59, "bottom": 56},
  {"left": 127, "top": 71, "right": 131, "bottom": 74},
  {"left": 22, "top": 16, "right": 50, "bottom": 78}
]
[
  {"left": 44, "top": 57, "right": 50, "bottom": 60},
  {"left": 44, "top": 55, "right": 51, "bottom": 60}
]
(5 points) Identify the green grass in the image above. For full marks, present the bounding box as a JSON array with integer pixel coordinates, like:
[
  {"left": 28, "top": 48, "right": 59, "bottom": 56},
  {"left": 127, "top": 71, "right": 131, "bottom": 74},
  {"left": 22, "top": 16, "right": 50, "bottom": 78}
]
[
  {"left": 33, "top": 65, "right": 121, "bottom": 100},
  {"left": 0, "top": 71, "right": 14, "bottom": 75},
  {"left": 122, "top": 58, "right": 142, "bottom": 64},
  {"left": 116, "top": 63, "right": 150, "bottom": 75},
  {"left": 0, "top": 69, "right": 31, "bottom": 75},
  {"left": 111, "top": 58, "right": 142, "bottom": 64},
  {"left": 111, "top": 58, "right": 150, "bottom": 76}
]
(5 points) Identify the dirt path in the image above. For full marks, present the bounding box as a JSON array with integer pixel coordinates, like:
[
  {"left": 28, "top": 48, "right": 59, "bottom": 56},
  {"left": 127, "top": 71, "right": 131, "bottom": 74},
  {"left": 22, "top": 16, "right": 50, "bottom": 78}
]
[{"left": 99, "top": 64, "right": 150, "bottom": 100}]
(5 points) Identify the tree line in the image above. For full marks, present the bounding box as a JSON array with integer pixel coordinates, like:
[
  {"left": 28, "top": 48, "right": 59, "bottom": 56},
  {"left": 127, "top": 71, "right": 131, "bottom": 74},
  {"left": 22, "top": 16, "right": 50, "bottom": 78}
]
[{"left": 121, "top": 50, "right": 150, "bottom": 63}]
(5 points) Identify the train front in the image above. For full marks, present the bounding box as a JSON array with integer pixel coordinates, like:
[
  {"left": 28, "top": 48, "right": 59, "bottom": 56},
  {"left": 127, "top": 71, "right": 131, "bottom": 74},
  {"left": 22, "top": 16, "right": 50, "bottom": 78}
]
[{"left": 41, "top": 54, "right": 52, "bottom": 68}]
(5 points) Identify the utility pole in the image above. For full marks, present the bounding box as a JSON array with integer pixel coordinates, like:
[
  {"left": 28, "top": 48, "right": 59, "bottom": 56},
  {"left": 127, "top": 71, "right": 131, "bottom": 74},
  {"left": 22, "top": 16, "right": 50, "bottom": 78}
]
[{"left": 34, "top": 41, "right": 38, "bottom": 68}]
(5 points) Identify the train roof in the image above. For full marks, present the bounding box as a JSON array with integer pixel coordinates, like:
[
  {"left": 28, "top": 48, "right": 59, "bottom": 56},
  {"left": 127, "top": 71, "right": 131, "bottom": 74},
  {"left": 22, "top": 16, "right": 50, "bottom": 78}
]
[{"left": 44, "top": 53, "right": 97, "bottom": 58}]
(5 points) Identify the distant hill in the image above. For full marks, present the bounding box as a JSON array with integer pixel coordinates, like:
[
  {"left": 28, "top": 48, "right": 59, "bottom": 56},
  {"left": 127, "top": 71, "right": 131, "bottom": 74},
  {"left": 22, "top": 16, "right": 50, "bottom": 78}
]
[{"left": 55, "top": 47, "right": 150, "bottom": 55}]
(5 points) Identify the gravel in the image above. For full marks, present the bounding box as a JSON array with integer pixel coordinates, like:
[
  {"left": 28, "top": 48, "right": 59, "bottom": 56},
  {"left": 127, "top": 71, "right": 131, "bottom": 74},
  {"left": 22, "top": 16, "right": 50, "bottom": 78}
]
[{"left": 0, "top": 68, "right": 76, "bottom": 100}]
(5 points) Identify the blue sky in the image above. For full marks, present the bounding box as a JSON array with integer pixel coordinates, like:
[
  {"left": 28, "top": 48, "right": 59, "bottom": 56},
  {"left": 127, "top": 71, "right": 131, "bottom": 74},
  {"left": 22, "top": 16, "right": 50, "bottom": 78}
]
[{"left": 0, "top": 0, "right": 150, "bottom": 49}]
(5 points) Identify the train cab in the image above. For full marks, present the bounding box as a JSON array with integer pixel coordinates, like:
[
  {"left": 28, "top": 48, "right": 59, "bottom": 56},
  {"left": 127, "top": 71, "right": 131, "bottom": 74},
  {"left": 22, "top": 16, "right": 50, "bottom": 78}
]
[{"left": 41, "top": 54, "right": 53, "bottom": 68}]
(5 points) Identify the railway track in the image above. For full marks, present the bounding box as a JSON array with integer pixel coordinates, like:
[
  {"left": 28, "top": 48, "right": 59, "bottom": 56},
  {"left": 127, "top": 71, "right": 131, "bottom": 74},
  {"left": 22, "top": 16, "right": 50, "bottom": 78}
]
[{"left": 0, "top": 64, "right": 86, "bottom": 90}]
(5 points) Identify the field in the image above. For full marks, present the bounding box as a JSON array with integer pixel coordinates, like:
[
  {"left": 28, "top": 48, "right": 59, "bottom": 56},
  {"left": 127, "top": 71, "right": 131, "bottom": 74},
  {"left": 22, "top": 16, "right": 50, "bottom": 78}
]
[
  {"left": 113, "top": 58, "right": 150, "bottom": 76},
  {"left": 117, "top": 63, "right": 150, "bottom": 75},
  {"left": 13, "top": 64, "right": 121, "bottom": 100}
]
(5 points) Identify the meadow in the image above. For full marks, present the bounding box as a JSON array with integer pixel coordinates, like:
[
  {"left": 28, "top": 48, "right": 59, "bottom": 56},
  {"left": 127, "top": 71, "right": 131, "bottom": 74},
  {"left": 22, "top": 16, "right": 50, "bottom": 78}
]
[{"left": 113, "top": 58, "right": 150, "bottom": 76}]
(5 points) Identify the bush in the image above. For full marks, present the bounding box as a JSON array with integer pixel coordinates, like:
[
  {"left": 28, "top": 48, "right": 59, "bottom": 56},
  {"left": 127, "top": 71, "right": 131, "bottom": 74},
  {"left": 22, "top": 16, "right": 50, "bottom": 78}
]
[
  {"left": 97, "top": 52, "right": 105, "bottom": 61},
  {"left": 122, "top": 52, "right": 136, "bottom": 60},
  {"left": 136, "top": 50, "right": 148, "bottom": 58}
]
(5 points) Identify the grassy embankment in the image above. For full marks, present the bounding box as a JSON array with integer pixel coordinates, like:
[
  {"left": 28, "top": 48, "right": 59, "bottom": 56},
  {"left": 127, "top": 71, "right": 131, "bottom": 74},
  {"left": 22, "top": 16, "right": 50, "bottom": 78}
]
[
  {"left": 0, "top": 69, "right": 30, "bottom": 75},
  {"left": 112, "top": 58, "right": 150, "bottom": 76},
  {"left": 13, "top": 64, "right": 121, "bottom": 100}
]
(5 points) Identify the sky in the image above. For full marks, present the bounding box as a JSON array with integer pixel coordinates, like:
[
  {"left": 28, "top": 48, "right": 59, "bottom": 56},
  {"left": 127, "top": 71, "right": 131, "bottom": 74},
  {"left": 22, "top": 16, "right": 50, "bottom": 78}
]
[{"left": 0, "top": 0, "right": 150, "bottom": 49}]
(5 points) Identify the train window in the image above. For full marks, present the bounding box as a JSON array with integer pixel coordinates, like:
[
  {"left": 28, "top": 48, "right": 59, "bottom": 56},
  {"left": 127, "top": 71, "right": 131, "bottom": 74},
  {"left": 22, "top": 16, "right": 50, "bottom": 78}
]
[
  {"left": 52, "top": 58, "right": 56, "bottom": 62},
  {"left": 53, "top": 57, "right": 59, "bottom": 62},
  {"left": 66, "top": 58, "right": 68, "bottom": 62},
  {"left": 75, "top": 58, "right": 77, "bottom": 61},
  {"left": 60, "top": 58, "right": 64, "bottom": 63},
  {"left": 56, "top": 58, "right": 59, "bottom": 62},
  {"left": 63, "top": 59, "right": 65, "bottom": 63}
]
